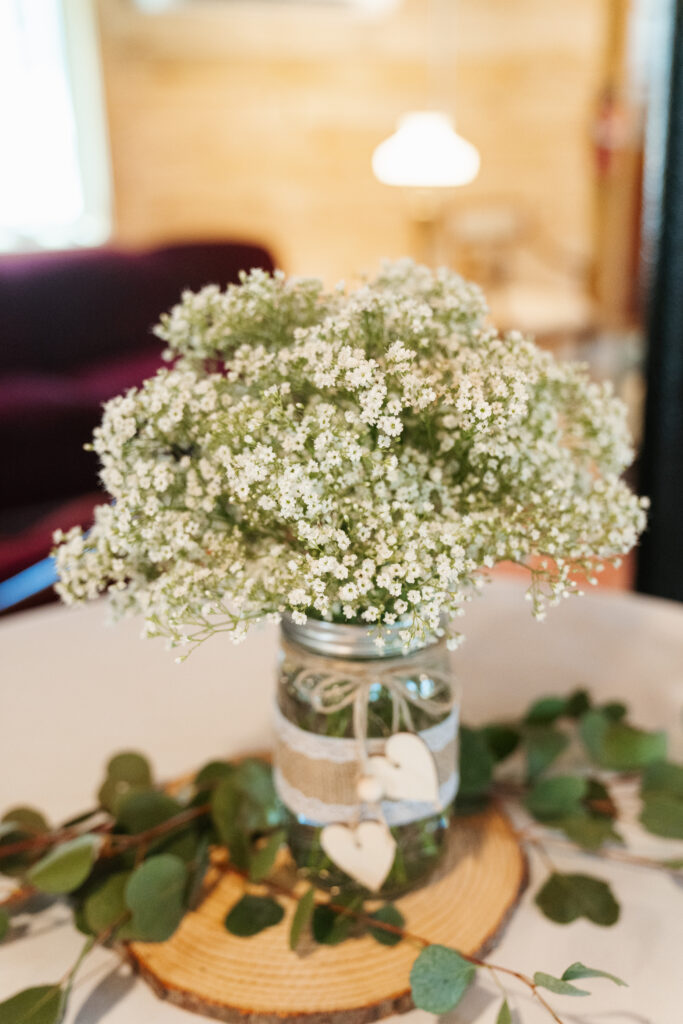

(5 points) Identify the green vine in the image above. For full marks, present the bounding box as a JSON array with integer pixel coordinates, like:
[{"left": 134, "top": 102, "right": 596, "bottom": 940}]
[{"left": 1, "top": 688, "right": 682, "bottom": 1024}]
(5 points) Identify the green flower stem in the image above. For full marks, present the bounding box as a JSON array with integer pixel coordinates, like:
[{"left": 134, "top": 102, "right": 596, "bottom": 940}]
[
  {"left": 59, "top": 936, "right": 95, "bottom": 988},
  {"left": 57, "top": 914, "right": 131, "bottom": 995}
]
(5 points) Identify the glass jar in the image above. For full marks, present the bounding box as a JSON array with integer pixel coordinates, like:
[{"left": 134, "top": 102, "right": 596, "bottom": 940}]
[{"left": 273, "top": 616, "right": 460, "bottom": 896}]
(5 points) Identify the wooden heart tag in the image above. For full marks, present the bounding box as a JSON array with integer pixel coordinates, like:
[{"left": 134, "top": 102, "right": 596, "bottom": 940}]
[
  {"left": 367, "top": 732, "right": 440, "bottom": 803},
  {"left": 320, "top": 821, "right": 397, "bottom": 891}
]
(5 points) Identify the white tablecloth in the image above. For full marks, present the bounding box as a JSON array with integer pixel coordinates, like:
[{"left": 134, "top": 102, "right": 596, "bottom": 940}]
[{"left": 2, "top": 578, "right": 683, "bottom": 1023}]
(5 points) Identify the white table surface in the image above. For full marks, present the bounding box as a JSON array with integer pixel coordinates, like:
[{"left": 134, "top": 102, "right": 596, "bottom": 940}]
[{"left": 1, "top": 577, "right": 683, "bottom": 1024}]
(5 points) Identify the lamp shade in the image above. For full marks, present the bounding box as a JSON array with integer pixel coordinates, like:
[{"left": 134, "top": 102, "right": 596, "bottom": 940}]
[{"left": 372, "top": 111, "right": 480, "bottom": 188}]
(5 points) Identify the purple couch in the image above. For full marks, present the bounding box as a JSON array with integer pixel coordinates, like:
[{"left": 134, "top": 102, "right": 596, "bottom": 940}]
[{"left": 0, "top": 241, "right": 274, "bottom": 585}]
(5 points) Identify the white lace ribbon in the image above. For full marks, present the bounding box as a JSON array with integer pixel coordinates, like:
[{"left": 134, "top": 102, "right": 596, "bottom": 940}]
[
  {"left": 273, "top": 765, "right": 459, "bottom": 827},
  {"left": 274, "top": 703, "right": 457, "bottom": 761}
]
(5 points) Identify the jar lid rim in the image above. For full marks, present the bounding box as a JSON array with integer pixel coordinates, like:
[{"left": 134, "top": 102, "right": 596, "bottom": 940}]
[{"left": 280, "top": 613, "right": 440, "bottom": 658}]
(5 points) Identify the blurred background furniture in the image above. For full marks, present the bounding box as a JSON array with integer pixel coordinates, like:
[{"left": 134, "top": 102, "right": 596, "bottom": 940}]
[
  {"left": 0, "top": 0, "right": 679, "bottom": 612},
  {"left": 0, "top": 241, "right": 274, "bottom": 600}
]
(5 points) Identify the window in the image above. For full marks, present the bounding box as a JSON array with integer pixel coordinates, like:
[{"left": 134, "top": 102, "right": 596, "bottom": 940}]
[{"left": 0, "top": 0, "right": 110, "bottom": 251}]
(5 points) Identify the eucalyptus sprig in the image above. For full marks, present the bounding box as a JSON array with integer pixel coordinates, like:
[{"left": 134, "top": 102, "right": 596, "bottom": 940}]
[
  {"left": 2, "top": 689, "right": 682, "bottom": 1024},
  {"left": 459, "top": 686, "right": 683, "bottom": 927}
]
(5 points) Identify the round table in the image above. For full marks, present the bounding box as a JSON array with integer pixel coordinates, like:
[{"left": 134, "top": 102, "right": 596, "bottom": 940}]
[{"left": 2, "top": 578, "right": 683, "bottom": 1023}]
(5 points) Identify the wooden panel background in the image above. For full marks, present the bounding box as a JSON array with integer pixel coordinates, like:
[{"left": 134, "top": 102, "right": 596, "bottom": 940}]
[{"left": 95, "top": 0, "right": 610, "bottom": 285}]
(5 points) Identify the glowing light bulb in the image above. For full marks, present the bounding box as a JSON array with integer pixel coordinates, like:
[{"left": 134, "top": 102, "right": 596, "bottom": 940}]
[{"left": 372, "top": 111, "right": 480, "bottom": 188}]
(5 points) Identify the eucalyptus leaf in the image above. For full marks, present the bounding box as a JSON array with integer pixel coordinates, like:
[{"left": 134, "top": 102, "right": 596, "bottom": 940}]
[
  {"left": 210, "top": 778, "right": 249, "bottom": 868},
  {"left": 234, "top": 759, "right": 276, "bottom": 803},
  {"left": 115, "top": 790, "right": 182, "bottom": 836},
  {"left": 533, "top": 971, "right": 589, "bottom": 996},
  {"left": 524, "top": 776, "right": 587, "bottom": 821},
  {"left": 248, "top": 829, "right": 286, "bottom": 882},
  {"left": 311, "top": 898, "right": 359, "bottom": 945},
  {"left": 480, "top": 724, "right": 520, "bottom": 762},
  {"left": 83, "top": 871, "right": 131, "bottom": 936},
  {"left": 72, "top": 902, "right": 92, "bottom": 937},
  {"left": 186, "top": 834, "right": 211, "bottom": 910},
  {"left": 525, "top": 696, "right": 568, "bottom": 725},
  {"left": 368, "top": 903, "right": 404, "bottom": 946},
  {"left": 640, "top": 794, "right": 683, "bottom": 839},
  {"left": 409, "top": 944, "right": 476, "bottom": 1014},
  {"left": 580, "top": 711, "right": 666, "bottom": 771},
  {"left": 557, "top": 814, "right": 622, "bottom": 851},
  {"left": 457, "top": 727, "right": 494, "bottom": 800},
  {"left": 155, "top": 826, "right": 200, "bottom": 865},
  {"left": 224, "top": 894, "right": 284, "bottom": 937},
  {"left": 600, "top": 701, "right": 628, "bottom": 722},
  {"left": 195, "top": 761, "right": 235, "bottom": 787},
  {"left": 211, "top": 777, "right": 241, "bottom": 845},
  {"left": 227, "top": 831, "right": 250, "bottom": 871},
  {"left": 289, "top": 887, "right": 315, "bottom": 950},
  {"left": 565, "top": 689, "right": 591, "bottom": 718},
  {"left": 105, "top": 752, "right": 152, "bottom": 786},
  {"left": 97, "top": 752, "right": 152, "bottom": 812},
  {"left": 125, "top": 854, "right": 187, "bottom": 941},
  {"left": 211, "top": 760, "right": 283, "bottom": 842},
  {"left": 0, "top": 808, "right": 50, "bottom": 876},
  {"left": 1, "top": 808, "right": 49, "bottom": 835},
  {"left": 0, "top": 985, "right": 65, "bottom": 1024},
  {"left": 562, "top": 961, "right": 626, "bottom": 986},
  {"left": 97, "top": 780, "right": 145, "bottom": 816},
  {"left": 525, "top": 726, "right": 569, "bottom": 780},
  {"left": 232, "top": 759, "right": 281, "bottom": 831},
  {"left": 641, "top": 761, "right": 683, "bottom": 799},
  {"left": 0, "top": 907, "right": 9, "bottom": 941},
  {"left": 495, "top": 999, "right": 512, "bottom": 1024},
  {"left": 26, "top": 835, "right": 100, "bottom": 895},
  {"left": 535, "top": 872, "right": 619, "bottom": 926}
]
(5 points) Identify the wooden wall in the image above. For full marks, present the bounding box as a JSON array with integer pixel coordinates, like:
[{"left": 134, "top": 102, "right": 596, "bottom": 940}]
[{"left": 96, "top": 0, "right": 610, "bottom": 286}]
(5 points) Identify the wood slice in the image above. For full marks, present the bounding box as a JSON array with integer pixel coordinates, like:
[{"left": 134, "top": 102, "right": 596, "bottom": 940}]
[{"left": 128, "top": 807, "right": 527, "bottom": 1024}]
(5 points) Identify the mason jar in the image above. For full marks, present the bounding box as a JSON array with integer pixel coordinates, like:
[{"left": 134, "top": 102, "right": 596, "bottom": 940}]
[{"left": 273, "top": 616, "right": 460, "bottom": 896}]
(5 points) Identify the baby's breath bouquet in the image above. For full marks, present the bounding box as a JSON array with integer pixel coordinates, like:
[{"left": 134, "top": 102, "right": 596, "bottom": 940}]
[{"left": 54, "top": 260, "right": 646, "bottom": 653}]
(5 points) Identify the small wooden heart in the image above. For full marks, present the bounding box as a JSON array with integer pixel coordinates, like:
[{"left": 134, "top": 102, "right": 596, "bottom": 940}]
[
  {"left": 367, "top": 732, "right": 439, "bottom": 803},
  {"left": 320, "top": 821, "right": 397, "bottom": 891}
]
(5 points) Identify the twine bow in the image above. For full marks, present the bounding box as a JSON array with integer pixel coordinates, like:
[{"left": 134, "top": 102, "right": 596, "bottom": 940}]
[{"left": 303, "top": 656, "right": 455, "bottom": 770}]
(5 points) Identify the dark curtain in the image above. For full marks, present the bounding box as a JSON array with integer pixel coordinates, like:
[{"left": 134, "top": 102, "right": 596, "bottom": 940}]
[{"left": 636, "top": 0, "right": 683, "bottom": 602}]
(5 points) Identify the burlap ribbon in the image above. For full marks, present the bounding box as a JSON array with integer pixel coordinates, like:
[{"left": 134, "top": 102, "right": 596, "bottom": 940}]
[{"left": 273, "top": 641, "right": 458, "bottom": 826}]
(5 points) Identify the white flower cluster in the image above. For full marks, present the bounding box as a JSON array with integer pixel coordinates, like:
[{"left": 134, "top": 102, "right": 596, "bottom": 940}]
[{"left": 54, "top": 261, "right": 647, "bottom": 652}]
